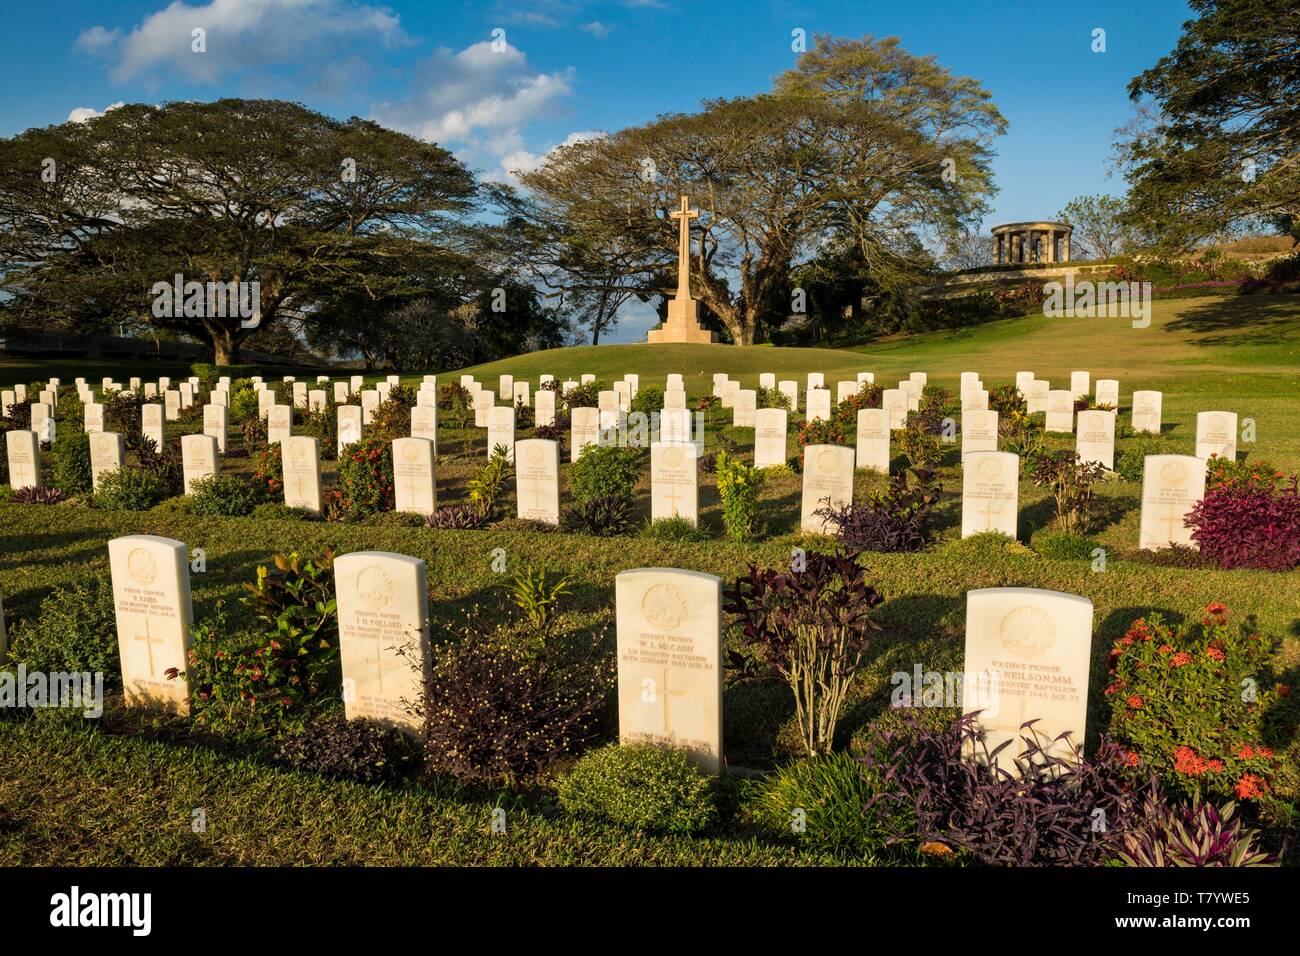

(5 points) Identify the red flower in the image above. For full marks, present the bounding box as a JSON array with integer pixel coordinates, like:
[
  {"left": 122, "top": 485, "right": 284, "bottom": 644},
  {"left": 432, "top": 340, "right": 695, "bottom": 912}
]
[
  {"left": 1206, "top": 602, "right": 1227, "bottom": 615},
  {"left": 1104, "top": 682, "right": 1120, "bottom": 697},
  {"left": 1235, "top": 774, "right": 1266, "bottom": 800},
  {"left": 1237, "top": 744, "right": 1255, "bottom": 759},
  {"left": 1206, "top": 646, "right": 1226, "bottom": 661},
  {"left": 1121, "top": 750, "right": 1141, "bottom": 768},
  {"left": 1127, "top": 695, "right": 1143, "bottom": 709},
  {"left": 1278, "top": 684, "right": 1291, "bottom": 698},
  {"left": 1170, "top": 652, "right": 1193, "bottom": 667},
  {"left": 1158, "top": 644, "right": 1173, "bottom": 655}
]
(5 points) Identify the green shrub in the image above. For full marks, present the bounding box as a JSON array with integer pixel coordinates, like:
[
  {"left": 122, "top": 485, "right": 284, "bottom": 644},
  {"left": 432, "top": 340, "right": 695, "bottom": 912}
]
[
  {"left": 49, "top": 431, "right": 92, "bottom": 495},
  {"left": 4, "top": 573, "right": 119, "bottom": 686},
  {"left": 640, "top": 515, "right": 708, "bottom": 542},
  {"left": 467, "top": 446, "right": 513, "bottom": 519},
  {"left": 569, "top": 443, "right": 641, "bottom": 504},
  {"left": 715, "top": 450, "right": 763, "bottom": 541},
  {"left": 753, "top": 752, "right": 907, "bottom": 860},
  {"left": 560, "top": 495, "right": 638, "bottom": 536},
  {"left": 1116, "top": 436, "right": 1168, "bottom": 481},
  {"left": 93, "top": 467, "right": 169, "bottom": 511},
  {"left": 757, "top": 385, "right": 790, "bottom": 410},
  {"left": 558, "top": 744, "right": 716, "bottom": 835},
  {"left": 629, "top": 386, "right": 663, "bottom": 417},
  {"left": 336, "top": 437, "right": 393, "bottom": 518},
  {"left": 1033, "top": 529, "right": 1100, "bottom": 560},
  {"left": 230, "top": 384, "right": 259, "bottom": 424},
  {"left": 187, "top": 474, "right": 267, "bottom": 516},
  {"left": 250, "top": 502, "right": 310, "bottom": 522}
]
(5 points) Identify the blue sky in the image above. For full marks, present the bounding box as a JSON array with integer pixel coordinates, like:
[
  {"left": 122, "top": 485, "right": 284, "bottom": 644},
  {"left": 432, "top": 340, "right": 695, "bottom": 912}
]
[{"left": 0, "top": 0, "right": 1192, "bottom": 341}]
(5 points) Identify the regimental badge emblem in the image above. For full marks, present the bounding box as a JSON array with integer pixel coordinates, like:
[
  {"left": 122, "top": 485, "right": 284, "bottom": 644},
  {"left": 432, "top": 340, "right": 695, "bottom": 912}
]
[
  {"left": 356, "top": 566, "right": 394, "bottom": 609},
  {"left": 642, "top": 583, "right": 688, "bottom": 630},
  {"left": 1161, "top": 460, "right": 1189, "bottom": 487},
  {"left": 127, "top": 547, "right": 158, "bottom": 586},
  {"left": 999, "top": 606, "right": 1056, "bottom": 658}
]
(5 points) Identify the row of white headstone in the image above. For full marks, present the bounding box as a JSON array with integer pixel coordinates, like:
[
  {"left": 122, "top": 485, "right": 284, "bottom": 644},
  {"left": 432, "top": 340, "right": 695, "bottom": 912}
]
[{"left": 52, "top": 535, "right": 1096, "bottom": 776}]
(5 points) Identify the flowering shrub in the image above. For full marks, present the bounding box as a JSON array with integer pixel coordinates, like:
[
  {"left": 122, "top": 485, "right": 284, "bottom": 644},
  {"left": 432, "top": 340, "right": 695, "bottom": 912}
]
[
  {"left": 1186, "top": 475, "right": 1300, "bottom": 571},
  {"left": 1106, "top": 605, "right": 1298, "bottom": 821},
  {"left": 335, "top": 436, "right": 394, "bottom": 518},
  {"left": 715, "top": 451, "right": 763, "bottom": 541},
  {"left": 252, "top": 442, "right": 283, "bottom": 497},
  {"left": 987, "top": 384, "right": 1026, "bottom": 418},
  {"left": 1206, "top": 455, "right": 1283, "bottom": 493},
  {"left": 815, "top": 468, "right": 938, "bottom": 553},
  {"left": 797, "top": 415, "right": 850, "bottom": 448}
]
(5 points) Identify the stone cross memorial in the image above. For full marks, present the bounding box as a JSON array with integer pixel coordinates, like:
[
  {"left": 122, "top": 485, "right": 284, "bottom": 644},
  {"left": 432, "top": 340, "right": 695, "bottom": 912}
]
[
  {"left": 962, "top": 450, "right": 1019, "bottom": 539},
  {"left": 514, "top": 438, "right": 560, "bottom": 525},
  {"left": 1139, "top": 454, "right": 1207, "bottom": 550},
  {"left": 647, "top": 196, "right": 719, "bottom": 344},
  {"left": 615, "top": 568, "right": 723, "bottom": 773},
  {"left": 962, "top": 587, "right": 1093, "bottom": 765},
  {"left": 335, "top": 552, "right": 430, "bottom": 734},
  {"left": 800, "top": 444, "right": 855, "bottom": 532},
  {"left": 108, "top": 535, "right": 194, "bottom": 713}
]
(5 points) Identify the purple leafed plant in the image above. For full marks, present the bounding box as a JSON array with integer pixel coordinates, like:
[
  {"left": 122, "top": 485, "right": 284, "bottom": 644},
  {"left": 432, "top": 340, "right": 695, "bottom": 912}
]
[
  {"left": 1119, "top": 787, "right": 1277, "bottom": 867},
  {"left": 1187, "top": 478, "right": 1300, "bottom": 571},
  {"left": 862, "top": 712, "right": 1140, "bottom": 867}
]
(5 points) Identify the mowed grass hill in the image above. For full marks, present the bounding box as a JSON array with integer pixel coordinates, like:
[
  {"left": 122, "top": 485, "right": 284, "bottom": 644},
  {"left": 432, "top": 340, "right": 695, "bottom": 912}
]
[{"left": 454, "top": 292, "right": 1300, "bottom": 468}]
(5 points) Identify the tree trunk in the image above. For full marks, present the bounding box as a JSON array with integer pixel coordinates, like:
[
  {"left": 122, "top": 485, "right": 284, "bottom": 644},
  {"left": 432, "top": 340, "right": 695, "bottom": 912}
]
[{"left": 212, "top": 326, "right": 238, "bottom": 366}]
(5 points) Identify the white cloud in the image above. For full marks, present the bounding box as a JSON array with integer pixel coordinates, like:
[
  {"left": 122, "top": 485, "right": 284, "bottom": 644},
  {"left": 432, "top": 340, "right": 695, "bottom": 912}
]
[
  {"left": 580, "top": 21, "right": 611, "bottom": 37},
  {"left": 76, "top": 0, "right": 410, "bottom": 86},
  {"left": 493, "top": 128, "right": 604, "bottom": 184},
  {"left": 67, "top": 102, "right": 126, "bottom": 123}
]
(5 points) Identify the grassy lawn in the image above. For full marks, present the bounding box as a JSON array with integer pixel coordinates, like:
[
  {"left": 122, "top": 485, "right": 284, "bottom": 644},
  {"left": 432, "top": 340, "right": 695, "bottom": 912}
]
[{"left": 1, "top": 291, "right": 1297, "bottom": 865}]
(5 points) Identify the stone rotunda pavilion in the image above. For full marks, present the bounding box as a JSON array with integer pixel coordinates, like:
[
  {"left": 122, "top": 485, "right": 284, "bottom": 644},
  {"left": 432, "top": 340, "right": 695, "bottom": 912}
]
[{"left": 991, "top": 221, "right": 1073, "bottom": 264}]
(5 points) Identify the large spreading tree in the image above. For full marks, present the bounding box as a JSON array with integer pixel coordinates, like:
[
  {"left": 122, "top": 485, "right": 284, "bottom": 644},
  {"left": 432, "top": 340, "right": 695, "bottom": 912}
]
[
  {"left": 0, "top": 99, "right": 478, "bottom": 363},
  {"left": 514, "top": 35, "right": 1004, "bottom": 345},
  {"left": 1118, "top": 0, "right": 1300, "bottom": 249}
]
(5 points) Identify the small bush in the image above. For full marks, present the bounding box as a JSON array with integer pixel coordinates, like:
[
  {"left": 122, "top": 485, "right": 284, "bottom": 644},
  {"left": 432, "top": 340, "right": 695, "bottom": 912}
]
[
  {"left": 276, "top": 715, "right": 417, "bottom": 784},
  {"left": 11, "top": 485, "right": 65, "bottom": 505},
  {"left": 715, "top": 450, "right": 763, "bottom": 541},
  {"left": 629, "top": 386, "right": 663, "bottom": 417},
  {"left": 336, "top": 436, "right": 394, "bottom": 518},
  {"left": 129, "top": 434, "right": 184, "bottom": 495},
  {"left": 93, "top": 468, "right": 169, "bottom": 512},
  {"left": 187, "top": 474, "right": 266, "bottom": 516},
  {"left": 1118, "top": 786, "right": 1277, "bottom": 867},
  {"left": 1033, "top": 529, "right": 1100, "bottom": 560},
  {"left": 1105, "top": 605, "right": 1298, "bottom": 822},
  {"left": 640, "top": 515, "right": 708, "bottom": 542},
  {"left": 558, "top": 744, "right": 716, "bottom": 835},
  {"left": 466, "top": 447, "right": 512, "bottom": 520},
  {"left": 561, "top": 495, "right": 638, "bottom": 537},
  {"left": 250, "top": 502, "right": 310, "bottom": 522},
  {"left": 420, "top": 626, "right": 612, "bottom": 784},
  {"left": 4, "top": 572, "right": 119, "bottom": 685},
  {"left": 754, "top": 752, "right": 907, "bottom": 860},
  {"left": 1031, "top": 450, "right": 1107, "bottom": 534},
  {"left": 1187, "top": 476, "right": 1300, "bottom": 571},
  {"left": 49, "top": 432, "right": 92, "bottom": 495},
  {"left": 569, "top": 443, "right": 641, "bottom": 504},
  {"left": 426, "top": 503, "right": 488, "bottom": 530},
  {"left": 1115, "top": 436, "right": 1167, "bottom": 482},
  {"left": 816, "top": 468, "right": 938, "bottom": 554},
  {"left": 757, "top": 385, "right": 790, "bottom": 410}
]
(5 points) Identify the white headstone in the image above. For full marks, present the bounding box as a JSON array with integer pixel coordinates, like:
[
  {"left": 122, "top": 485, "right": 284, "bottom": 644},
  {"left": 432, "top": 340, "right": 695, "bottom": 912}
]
[
  {"left": 1070, "top": 371, "right": 1090, "bottom": 401},
  {"left": 334, "top": 382, "right": 350, "bottom": 404},
  {"left": 1025, "top": 380, "right": 1049, "bottom": 415},
  {"left": 392, "top": 437, "right": 436, "bottom": 517},
  {"left": 651, "top": 442, "right": 698, "bottom": 523},
  {"left": 89, "top": 431, "right": 124, "bottom": 490},
  {"left": 962, "top": 450, "right": 1019, "bottom": 539},
  {"left": 335, "top": 552, "right": 430, "bottom": 733},
  {"left": 535, "top": 388, "right": 556, "bottom": 428},
  {"left": 616, "top": 568, "right": 723, "bottom": 773},
  {"left": 806, "top": 388, "right": 831, "bottom": 423},
  {"left": 856, "top": 408, "right": 890, "bottom": 472},
  {"left": 759, "top": 372, "right": 776, "bottom": 389},
  {"left": 164, "top": 389, "right": 181, "bottom": 421},
  {"left": 962, "top": 409, "right": 999, "bottom": 455},
  {"left": 142, "top": 404, "right": 164, "bottom": 451},
  {"left": 806, "top": 372, "right": 824, "bottom": 391},
  {"left": 84, "top": 402, "right": 105, "bottom": 434},
  {"left": 267, "top": 405, "right": 292, "bottom": 445},
  {"left": 571, "top": 406, "right": 599, "bottom": 461},
  {"left": 961, "top": 389, "right": 989, "bottom": 413},
  {"left": 1195, "top": 411, "right": 1238, "bottom": 461},
  {"left": 754, "top": 408, "right": 788, "bottom": 469},
  {"left": 202, "top": 404, "right": 228, "bottom": 453},
  {"left": 732, "top": 388, "right": 757, "bottom": 428},
  {"left": 1131, "top": 390, "right": 1162, "bottom": 435},
  {"left": 800, "top": 444, "right": 855, "bottom": 532},
  {"left": 337, "top": 405, "right": 362, "bottom": 456},
  {"left": 281, "top": 436, "right": 322, "bottom": 514},
  {"left": 1139, "top": 454, "right": 1207, "bottom": 550},
  {"left": 30, "top": 402, "right": 53, "bottom": 443},
  {"left": 181, "top": 434, "right": 219, "bottom": 494},
  {"left": 488, "top": 405, "right": 515, "bottom": 461},
  {"left": 1045, "top": 389, "right": 1075, "bottom": 433},
  {"left": 5, "top": 430, "right": 39, "bottom": 490},
  {"left": 361, "top": 390, "right": 381, "bottom": 425},
  {"left": 963, "top": 587, "right": 1093, "bottom": 764},
  {"left": 514, "top": 438, "right": 560, "bottom": 524},
  {"left": 882, "top": 388, "right": 908, "bottom": 429},
  {"left": 1095, "top": 379, "right": 1120, "bottom": 408},
  {"left": 778, "top": 380, "right": 798, "bottom": 412},
  {"left": 109, "top": 535, "right": 193, "bottom": 713},
  {"left": 1076, "top": 410, "right": 1116, "bottom": 470},
  {"left": 499, "top": 374, "right": 514, "bottom": 401},
  {"left": 309, "top": 389, "right": 327, "bottom": 413},
  {"left": 410, "top": 404, "right": 437, "bottom": 453}
]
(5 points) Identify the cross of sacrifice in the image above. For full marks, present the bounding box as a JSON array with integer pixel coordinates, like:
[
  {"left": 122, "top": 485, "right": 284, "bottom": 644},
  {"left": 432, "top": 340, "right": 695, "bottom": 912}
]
[
  {"left": 133, "top": 617, "right": 164, "bottom": 678},
  {"left": 670, "top": 196, "right": 699, "bottom": 299}
]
